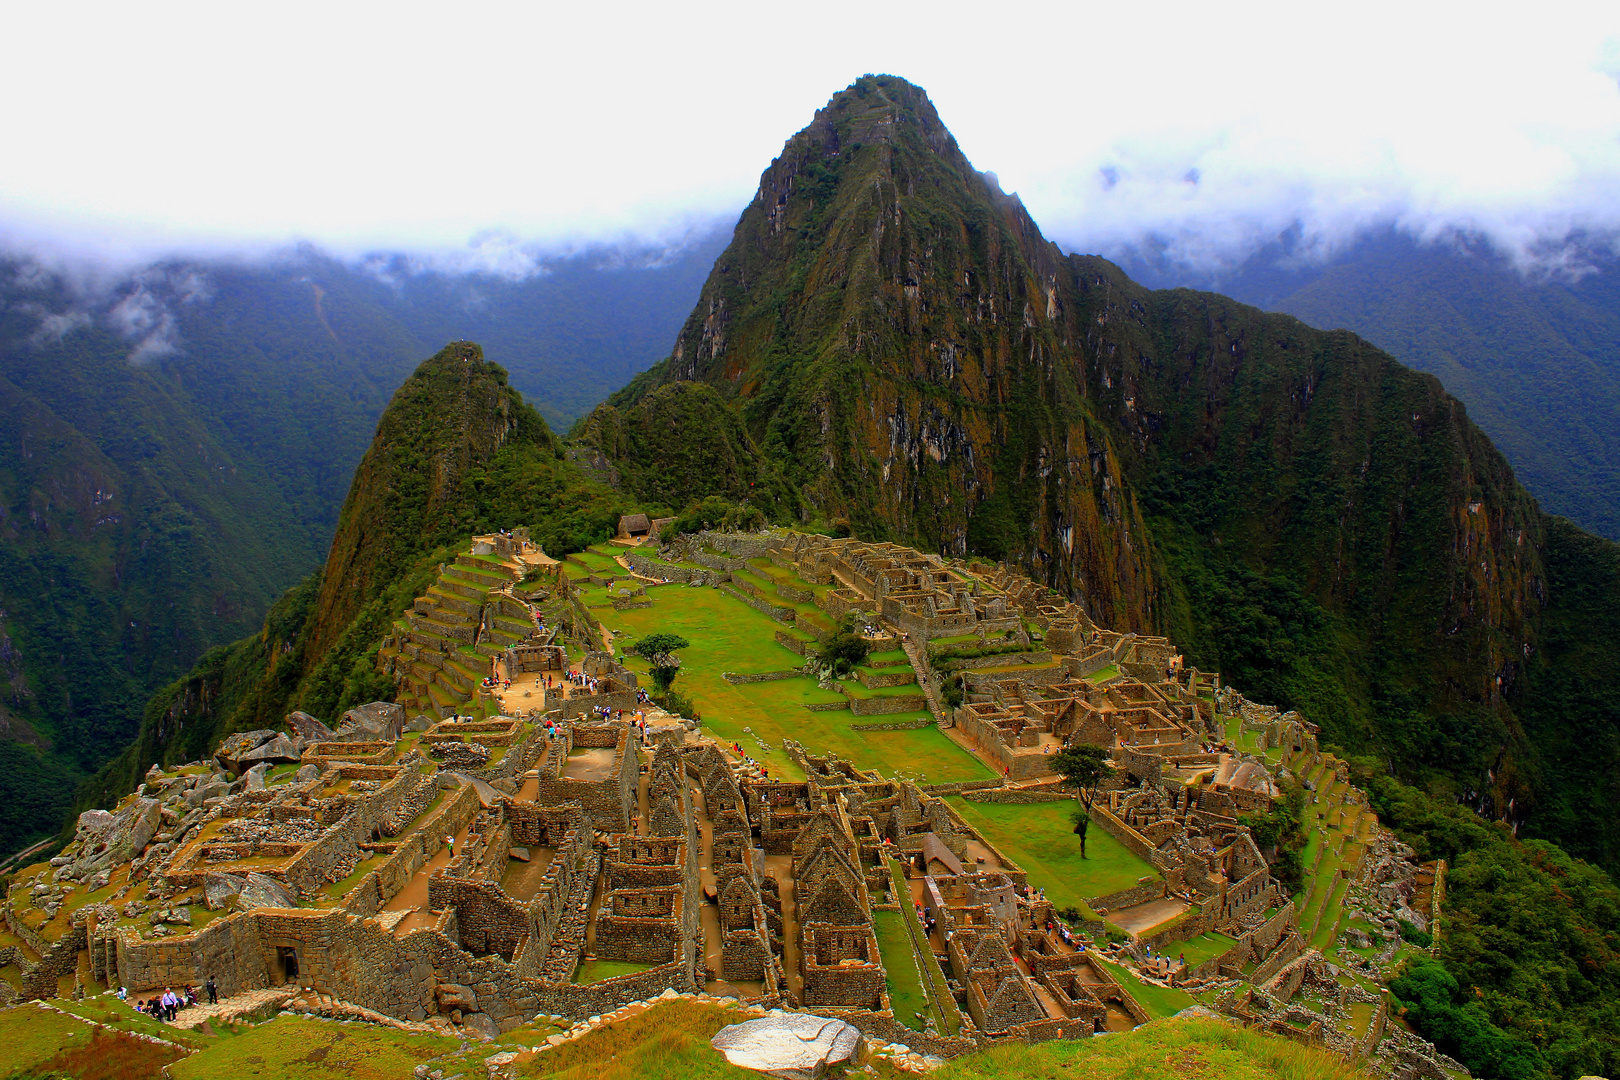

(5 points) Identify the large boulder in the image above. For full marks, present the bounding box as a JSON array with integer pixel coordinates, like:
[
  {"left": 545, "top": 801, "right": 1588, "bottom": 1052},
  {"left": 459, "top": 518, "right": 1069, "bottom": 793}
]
[
  {"left": 105, "top": 798, "right": 163, "bottom": 864},
  {"left": 215, "top": 730, "right": 280, "bottom": 774},
  {"left": 336, "top": 702, "right": 405, "bottom": 743},
  {"left": 405, "top": 713, "right": 435, "bottom": 733},
  {"left": 207, "top": 871, "right": 297, "bottom": 912},
  {"left": 185, "top": 781, "right": 232, "bottom": 809},
  {"left": 62, "top": 799, "right": 162, "bottom": 880},
  {"left": 77, "top": 809, "right": 115, "bottom": 835},
  {"left": 244, "top": 762, "right": 271, "bottom": 791},
  {"left": 710, "top": 1015, "right": 862, "bottom": 1080},
  {"left": 286, "top": 711, "right": 336, "bottom": 743},
  {"left": 436, "top": 983, "right": 478, "bottom": 1012},
  {"left": 237, "top": 733, "right": 302, "bottom": 768}
]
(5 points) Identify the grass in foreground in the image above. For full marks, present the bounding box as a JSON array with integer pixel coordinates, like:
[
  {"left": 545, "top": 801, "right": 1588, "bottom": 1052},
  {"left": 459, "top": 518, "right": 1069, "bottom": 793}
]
[
  {"left": 945, "top": 798, "right": 1159, "bottom": 910},
  {"left": 167, "top": 1015, "right": 456, "bottom": 1080},
  {"left": 517, "top": 999, "right": 761, "bottom": 1080},
  {"left": 936, "top": 1016, "right": 1371, "bottom": 1080},
  {"left": 0, "top": 1003, "right": 118, "bottom": 1076}
]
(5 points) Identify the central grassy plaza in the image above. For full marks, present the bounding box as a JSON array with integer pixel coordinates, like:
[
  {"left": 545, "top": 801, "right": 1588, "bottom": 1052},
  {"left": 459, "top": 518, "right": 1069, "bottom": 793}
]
[
  {"left": 586, "top": 563, "right": 996, "bottom": 784},
  {"left": 943, "top": 798, "right": 1160, "bottom": 912}
]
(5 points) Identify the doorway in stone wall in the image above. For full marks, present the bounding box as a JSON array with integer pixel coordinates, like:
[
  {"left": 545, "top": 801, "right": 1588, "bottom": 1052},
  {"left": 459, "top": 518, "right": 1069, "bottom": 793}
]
[{"left": 277, "top": 946, "right": 299, "bottom": 983}]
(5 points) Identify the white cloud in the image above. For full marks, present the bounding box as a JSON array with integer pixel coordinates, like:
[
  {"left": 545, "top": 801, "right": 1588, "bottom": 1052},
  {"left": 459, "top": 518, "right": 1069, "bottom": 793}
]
[
  {"left": 30, "top": 309, "right": 91, "bottom": 345},
  {"left": 0, "top": 0, "right": 1616, "bottom": 275}
]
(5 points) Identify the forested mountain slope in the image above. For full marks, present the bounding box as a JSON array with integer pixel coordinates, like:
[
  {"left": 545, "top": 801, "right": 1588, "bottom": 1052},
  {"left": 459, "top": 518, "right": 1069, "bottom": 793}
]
[
  {"left": 0, "top": 238, "right": 714, "bottom": 858},
  {"left": 580, "top": 75, "right": 1620, "bottom": 871},
  {"left": 1123, "top": 232, "right": 1620, "bottom": 542},
  {"left": 78, "top": 342, "right": 628, "bottom": 813}
]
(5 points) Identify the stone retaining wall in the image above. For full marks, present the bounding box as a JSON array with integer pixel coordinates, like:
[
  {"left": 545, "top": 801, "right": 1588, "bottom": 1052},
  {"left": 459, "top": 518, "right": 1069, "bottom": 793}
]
[
  {"left": 857, "top": 668, "right": 919, "bottom": 689},
  {"left": 1089, "top": 804, "right": 1165, "bottom": 871},
  {"left": 721, "top": 584, "right": 795, "bottom": 624},
  {"left": 1087, "top": 878, "right": 1165, "bottom": 913},
  {"left": 774, "top": 630, "right": 811, "bottom": 656},
  {"left": 936, "top": 650, "right": 1053, "bottom": 671},
  {"left": 721, "top": 670, "right": 805, "bottom": 684},
  {"left": 848, "top": 693, "right": 928, "bottom": 716},
  {"left": 961, "top": 788, "right": 1070, "bottom": 804},
  {"left": 800, "top": 700, "right": 850, "bottom": 713},
  {"left": 848, "top": 719, "right": 934, "bottom": 731},
  {"left": 920, "top": 780, "right": 1003, "bottom": 795}
]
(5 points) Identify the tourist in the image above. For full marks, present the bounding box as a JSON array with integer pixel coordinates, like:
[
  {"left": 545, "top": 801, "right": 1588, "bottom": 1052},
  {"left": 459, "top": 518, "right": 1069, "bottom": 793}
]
[
  {"left": 117, "top": 986, "right": 127, "bottom": 1001},
  {"left": 206, "top": 976, "right": 217, "bottom": 1004}
]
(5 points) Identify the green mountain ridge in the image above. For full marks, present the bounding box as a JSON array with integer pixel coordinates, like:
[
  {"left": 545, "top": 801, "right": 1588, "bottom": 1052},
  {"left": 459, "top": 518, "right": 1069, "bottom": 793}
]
[
  {"left": 0, "top": 239, "right": 716, "bottom": 857},
  {"left": 77, "top": 342, "right": 629, "bottom": 808},
  {"left": 577, "top": 75, "right": 1619, "bottom": 872},
  {"left": 1119, "top": 231, "right": 1620, "bottom": 542}
]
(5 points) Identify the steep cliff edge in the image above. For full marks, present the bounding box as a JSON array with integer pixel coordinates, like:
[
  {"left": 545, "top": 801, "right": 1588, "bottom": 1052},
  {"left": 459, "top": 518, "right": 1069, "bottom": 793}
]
[{"left": 581, "top": 75, "right": 1615, "bottom": 868}]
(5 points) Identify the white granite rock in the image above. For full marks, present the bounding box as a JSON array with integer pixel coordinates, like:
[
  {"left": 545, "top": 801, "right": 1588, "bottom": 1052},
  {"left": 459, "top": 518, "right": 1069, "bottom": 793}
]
[{"left": 710, "top": 1014, "right": 861, "bottom": 1080}]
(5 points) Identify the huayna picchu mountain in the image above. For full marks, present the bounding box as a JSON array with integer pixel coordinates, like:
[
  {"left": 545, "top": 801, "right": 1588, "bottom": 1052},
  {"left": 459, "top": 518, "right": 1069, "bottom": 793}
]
[{"left": 582, "top": 75, "right": 1620, "bottom": 871}]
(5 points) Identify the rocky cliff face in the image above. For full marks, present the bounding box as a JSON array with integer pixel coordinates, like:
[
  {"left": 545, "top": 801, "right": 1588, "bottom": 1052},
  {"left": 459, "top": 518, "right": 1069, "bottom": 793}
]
[
  {"left": 585, "top": 75, "right": 1613, "bottom": 865},
  {"left": 603, "top": 76, "right": 1157, "bottom": 630}
]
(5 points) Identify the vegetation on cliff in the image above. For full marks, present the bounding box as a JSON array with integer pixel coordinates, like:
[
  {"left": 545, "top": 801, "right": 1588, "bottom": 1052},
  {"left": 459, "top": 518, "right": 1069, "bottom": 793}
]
[
  {"left": 579, "top": 75, "right": 1620, "bottom": 879},
  {"left": 76, "top": 342, "right": 628, "bottom": 813},
  {"left": 1366, "top": 764, "right": 1620, "bottom": 1080}
]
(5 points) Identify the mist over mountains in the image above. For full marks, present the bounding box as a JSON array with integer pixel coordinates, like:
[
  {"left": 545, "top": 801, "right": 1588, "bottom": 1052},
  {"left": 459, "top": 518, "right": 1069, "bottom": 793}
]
[{"left": 0, "top": 231, "right": 723, "bottom": 852}]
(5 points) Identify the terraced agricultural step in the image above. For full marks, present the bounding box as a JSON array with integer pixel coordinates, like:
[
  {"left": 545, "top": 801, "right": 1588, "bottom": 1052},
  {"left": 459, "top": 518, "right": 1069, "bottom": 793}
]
[
  {"left": 445, "top": 563, "right": 506, "bottom": 585},
  {"left": 438, "top": 663, "right": 478, "bottom": 693},
  {"left": 427, "top": 587, "right": 482, "bottom": 616}
]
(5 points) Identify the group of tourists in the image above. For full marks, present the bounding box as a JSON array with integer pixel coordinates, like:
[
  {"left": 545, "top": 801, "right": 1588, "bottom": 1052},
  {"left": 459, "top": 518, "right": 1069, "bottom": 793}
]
[
  {"left": 565, "top": 669, "right": 600, "bottom": 695},
  {"left": 1045, "top": 918, "right": 1085, "bottom": 950},
  {"left": 726, "top": 742, "right": 771, "bottom": 779},
  {"left": 120, "top": 978, "right": 216, "bottom": 1021}
]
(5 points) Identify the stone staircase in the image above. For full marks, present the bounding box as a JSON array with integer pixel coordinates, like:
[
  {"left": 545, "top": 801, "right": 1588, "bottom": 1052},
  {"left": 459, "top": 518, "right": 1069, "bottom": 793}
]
[{"left": 901, "top": 638, "right": 947, "bottom": 720}]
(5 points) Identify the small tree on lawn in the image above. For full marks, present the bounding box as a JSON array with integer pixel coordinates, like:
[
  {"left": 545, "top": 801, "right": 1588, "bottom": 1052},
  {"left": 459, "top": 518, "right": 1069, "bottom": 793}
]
[
  {"left": 1051, "top": 743, "right": 1115, "bottom": 859},
  {"left": 629, "top": 632, "right": 690, "bottom": 694},
  {"left": 815, "top": 615, "right": 870, "bottom": 678}
]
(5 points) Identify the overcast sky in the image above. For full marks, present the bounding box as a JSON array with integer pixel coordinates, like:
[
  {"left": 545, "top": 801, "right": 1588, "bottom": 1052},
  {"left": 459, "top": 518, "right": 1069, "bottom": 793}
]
[{"left": 4, "top": 0, "right": 1619, "bottom": 274}]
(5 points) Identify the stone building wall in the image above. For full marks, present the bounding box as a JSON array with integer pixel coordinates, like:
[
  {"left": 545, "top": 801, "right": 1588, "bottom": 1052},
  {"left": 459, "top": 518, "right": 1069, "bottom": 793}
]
[{"left": 537, "top": 726, "right": 637, "bottom": 832}]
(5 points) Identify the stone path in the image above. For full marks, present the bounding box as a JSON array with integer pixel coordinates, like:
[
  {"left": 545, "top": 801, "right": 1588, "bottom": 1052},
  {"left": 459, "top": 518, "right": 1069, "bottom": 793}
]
[{"left": 171, "top": 986, "right": 295, "bottom": 1029}]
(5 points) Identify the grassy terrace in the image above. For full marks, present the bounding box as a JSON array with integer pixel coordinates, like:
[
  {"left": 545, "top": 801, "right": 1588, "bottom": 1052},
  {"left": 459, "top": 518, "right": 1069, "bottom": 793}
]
[
  {"left": 571, "top": 547, "right": 627, "bottom": 574},
  {"left": 1174, "top": 931, "right": 1239, "bottom": 966},
  {"left": 573, "top": 959, "right": 652, "bottom": 984},
  {"left": 873, "top": 909, "right": 941, "bottom": 1031},
  {"left": 944, "top": 798, "right": 1158, "bottom": 914},
  {"left": 588, "top": 582, "right": 992, "bottom": 784}
]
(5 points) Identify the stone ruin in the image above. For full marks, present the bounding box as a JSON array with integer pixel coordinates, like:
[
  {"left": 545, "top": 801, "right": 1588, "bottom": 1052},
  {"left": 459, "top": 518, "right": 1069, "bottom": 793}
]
[{"left": 0, "top": 529, "right": 1463, "bottom": 1073}]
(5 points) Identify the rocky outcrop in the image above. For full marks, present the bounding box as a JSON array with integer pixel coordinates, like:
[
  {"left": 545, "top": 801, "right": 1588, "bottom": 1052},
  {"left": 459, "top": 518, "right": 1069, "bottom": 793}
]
[
  {"left": 215, "top": 730, "right": 279, "bottom": 773},
  {"left": 286, "top": 710, "right": 336, "bottom": 742},
  {"left": 337, "top": 702, "right": 405, "bottom": 743}
]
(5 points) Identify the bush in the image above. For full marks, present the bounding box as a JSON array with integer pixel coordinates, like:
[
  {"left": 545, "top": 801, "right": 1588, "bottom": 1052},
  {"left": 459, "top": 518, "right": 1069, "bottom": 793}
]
[{"left": 815, "top": 616, "right": 870, "bottom": 677}]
